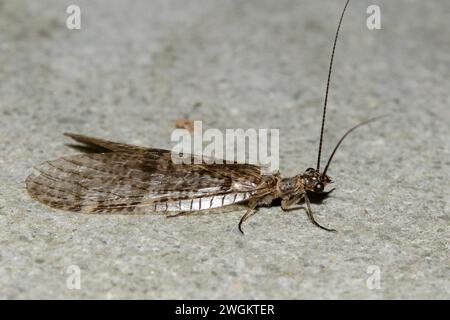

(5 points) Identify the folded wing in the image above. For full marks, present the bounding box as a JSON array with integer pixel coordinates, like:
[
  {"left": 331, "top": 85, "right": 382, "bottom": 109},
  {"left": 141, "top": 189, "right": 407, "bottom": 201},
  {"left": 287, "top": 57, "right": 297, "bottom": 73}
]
[{"left": 26, "top": 134, "right": 273, "bottom": 213}]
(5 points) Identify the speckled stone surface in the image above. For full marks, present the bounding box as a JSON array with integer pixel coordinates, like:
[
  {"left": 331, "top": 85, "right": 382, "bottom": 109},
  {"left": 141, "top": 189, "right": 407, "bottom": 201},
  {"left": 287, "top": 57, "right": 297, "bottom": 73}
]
[{"left": 0, "top": 0, "right": 448, "bottom": 299}]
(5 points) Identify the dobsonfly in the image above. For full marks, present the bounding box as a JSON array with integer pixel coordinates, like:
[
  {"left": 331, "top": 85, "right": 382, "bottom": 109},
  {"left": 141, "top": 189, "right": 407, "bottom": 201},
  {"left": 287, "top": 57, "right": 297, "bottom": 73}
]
[{"left": 26, "top": 0, "right": 382, "bottom": 234}]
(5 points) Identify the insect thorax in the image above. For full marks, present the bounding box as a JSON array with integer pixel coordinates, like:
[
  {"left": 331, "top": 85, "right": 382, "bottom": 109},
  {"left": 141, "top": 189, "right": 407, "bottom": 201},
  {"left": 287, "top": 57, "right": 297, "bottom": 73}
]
[{"left": 277, "top": 176, "right": 304, "bottom": 197}]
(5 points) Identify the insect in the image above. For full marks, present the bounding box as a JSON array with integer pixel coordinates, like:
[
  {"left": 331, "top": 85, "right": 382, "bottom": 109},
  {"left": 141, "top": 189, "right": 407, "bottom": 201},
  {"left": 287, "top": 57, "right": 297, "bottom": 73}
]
[{"left": 26, "top": 0, "right": 380, "bottom": 234}]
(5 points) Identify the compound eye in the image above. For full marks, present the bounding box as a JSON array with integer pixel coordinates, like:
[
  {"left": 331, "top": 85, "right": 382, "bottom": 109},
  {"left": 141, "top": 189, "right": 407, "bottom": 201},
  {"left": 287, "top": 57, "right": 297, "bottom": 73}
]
[{"left": 314, "top": 183, "right": 324, "bottom": 192}]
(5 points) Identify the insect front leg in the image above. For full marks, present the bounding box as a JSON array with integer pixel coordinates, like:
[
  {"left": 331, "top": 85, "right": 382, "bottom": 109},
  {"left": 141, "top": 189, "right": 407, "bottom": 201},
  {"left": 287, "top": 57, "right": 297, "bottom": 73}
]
[
  {"left": 281, "top": 194, "right": 304, "bottom": 211},
  {"left": 303, "top": 193, "right": 337, "bottom": 232}
]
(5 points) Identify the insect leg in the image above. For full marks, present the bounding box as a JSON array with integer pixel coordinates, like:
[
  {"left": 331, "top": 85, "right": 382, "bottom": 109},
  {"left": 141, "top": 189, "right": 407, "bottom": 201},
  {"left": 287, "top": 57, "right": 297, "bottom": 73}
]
[
  {"left": 238, "top": 199, "right": 262, "bottom": 235},
  {"left": 281, "top": 195, "right": 304, "bottom": 211},
  {"left": 304, "top": 193, "right": 337, "bottom": 232}
]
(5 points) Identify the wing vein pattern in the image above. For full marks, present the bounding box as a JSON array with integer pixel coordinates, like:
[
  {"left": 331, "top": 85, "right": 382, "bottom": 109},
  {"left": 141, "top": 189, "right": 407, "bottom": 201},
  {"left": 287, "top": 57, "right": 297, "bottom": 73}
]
[{"left": 26, "top": 134, "right": 277, "bottom": 213}]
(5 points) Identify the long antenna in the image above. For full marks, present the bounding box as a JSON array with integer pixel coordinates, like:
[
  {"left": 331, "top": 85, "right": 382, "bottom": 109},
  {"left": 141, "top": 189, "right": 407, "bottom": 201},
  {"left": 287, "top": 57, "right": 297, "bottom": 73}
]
[
  {"left": 321, "top": 115, "right": 386, "bottom": 178},
  {"left": 316, "top": 0, "right": 350, "bottom": 171}
]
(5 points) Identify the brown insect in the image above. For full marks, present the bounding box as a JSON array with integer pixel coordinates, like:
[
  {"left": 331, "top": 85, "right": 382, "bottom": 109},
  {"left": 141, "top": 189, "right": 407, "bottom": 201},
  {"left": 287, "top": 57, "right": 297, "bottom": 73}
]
[{"left": 26, "top": 0, "right": 380, "bottom": 233}]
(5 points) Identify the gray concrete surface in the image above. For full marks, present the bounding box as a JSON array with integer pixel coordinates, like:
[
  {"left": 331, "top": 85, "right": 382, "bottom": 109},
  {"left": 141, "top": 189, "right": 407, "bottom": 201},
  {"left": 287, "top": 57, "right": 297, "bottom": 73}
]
[{"left": 0, "top": 0, "right": 449, "bottom": 299}]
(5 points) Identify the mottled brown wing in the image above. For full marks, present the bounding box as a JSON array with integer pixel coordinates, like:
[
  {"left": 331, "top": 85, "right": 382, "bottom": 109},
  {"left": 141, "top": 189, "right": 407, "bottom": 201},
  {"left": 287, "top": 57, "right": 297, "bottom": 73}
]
[{"left": 26, "top": 134, "right": 277, "bottom": 213}]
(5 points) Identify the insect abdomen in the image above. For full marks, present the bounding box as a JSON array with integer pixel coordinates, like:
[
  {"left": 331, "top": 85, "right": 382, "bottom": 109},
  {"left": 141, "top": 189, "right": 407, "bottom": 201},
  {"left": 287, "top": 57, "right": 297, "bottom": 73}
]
[{"left": 155, "top": 192, "right": 255, "bottom": 212}]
